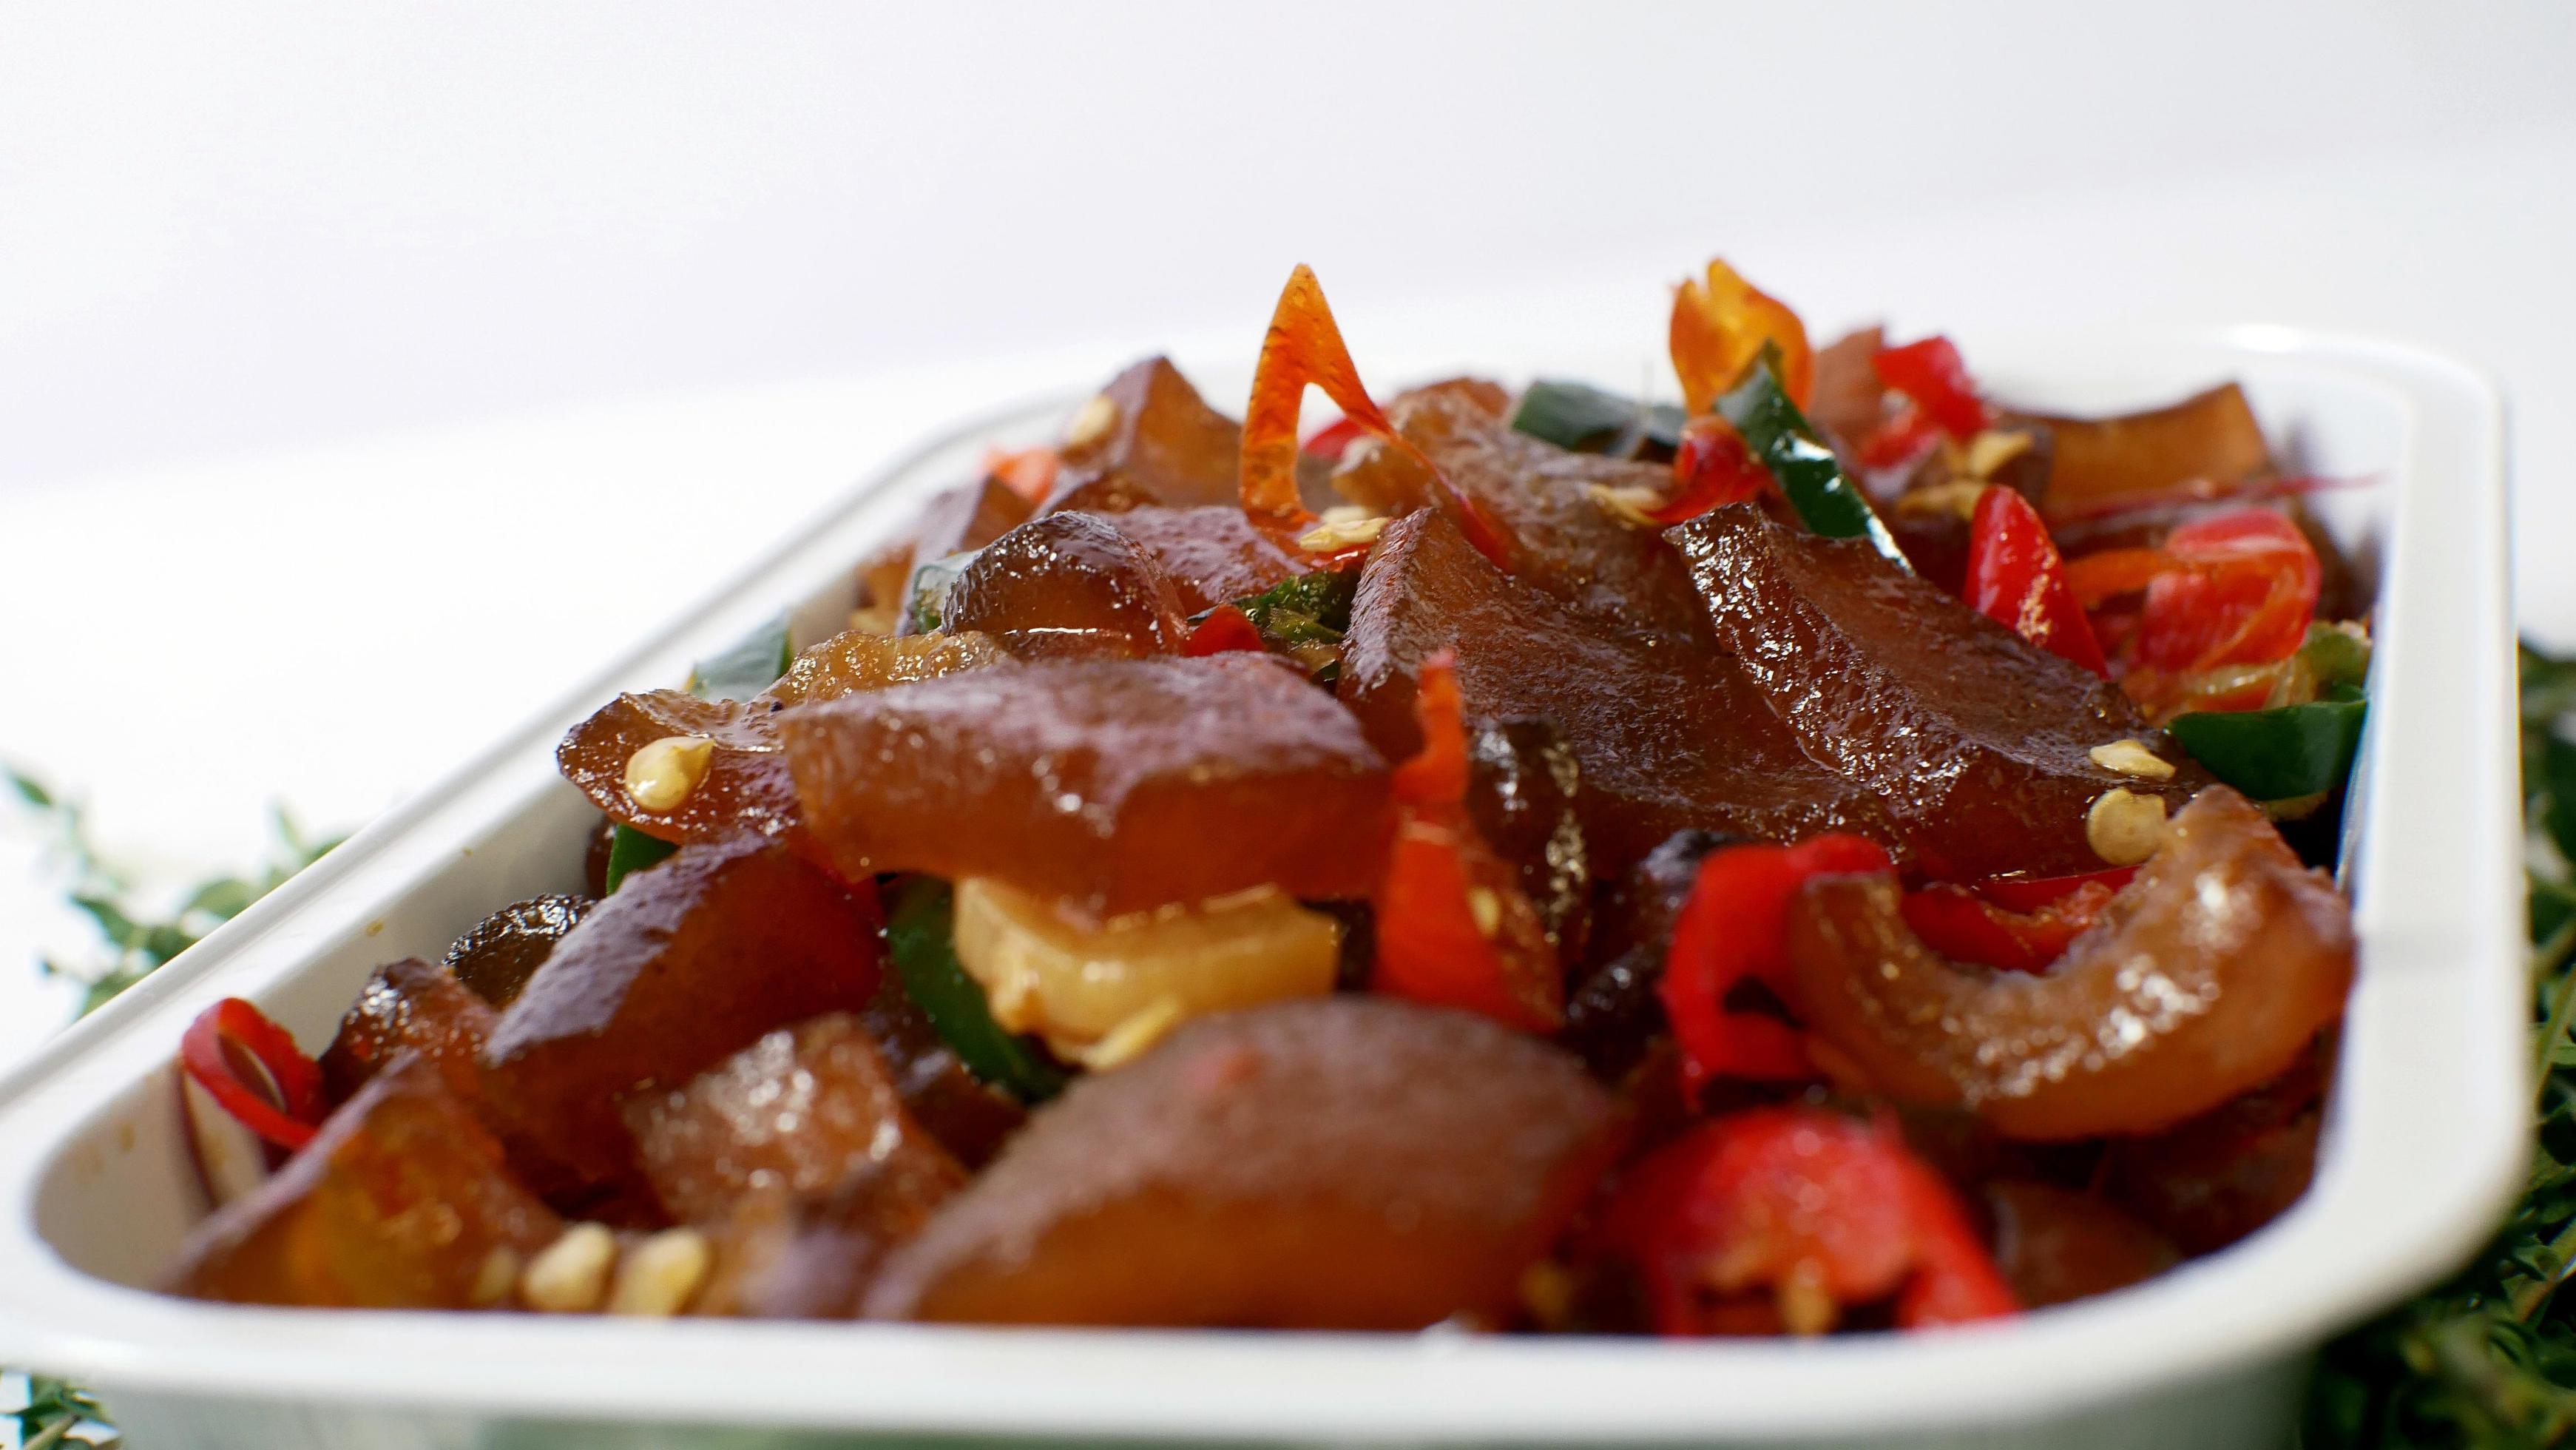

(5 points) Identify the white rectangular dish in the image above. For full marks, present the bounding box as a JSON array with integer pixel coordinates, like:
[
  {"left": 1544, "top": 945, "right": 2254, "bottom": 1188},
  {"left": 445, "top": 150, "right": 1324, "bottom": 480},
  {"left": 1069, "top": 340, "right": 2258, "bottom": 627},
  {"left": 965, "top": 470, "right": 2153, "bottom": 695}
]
[{"left": 0, "top": 326, "right": 2518, "bottom": 1450}]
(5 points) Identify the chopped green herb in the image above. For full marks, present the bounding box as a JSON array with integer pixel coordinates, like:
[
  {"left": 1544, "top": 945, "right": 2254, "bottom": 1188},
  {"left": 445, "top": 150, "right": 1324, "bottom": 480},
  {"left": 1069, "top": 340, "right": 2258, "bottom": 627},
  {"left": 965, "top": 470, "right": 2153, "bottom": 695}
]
[
  {"left": 1194, "top": 568, "right": 1362, "bottom": 681},
  {"left": 1511, "top": 380, "right": 1686, "bottom": 459},
  {"left": 1717, "top": 349, "right": 1908, "bottom": 566},
  {"left": 685, "top": 613, "right": 794, "bottom": 702},
  {"left": 885, "top": 876, "right": 1065, "bottom": 1103}
]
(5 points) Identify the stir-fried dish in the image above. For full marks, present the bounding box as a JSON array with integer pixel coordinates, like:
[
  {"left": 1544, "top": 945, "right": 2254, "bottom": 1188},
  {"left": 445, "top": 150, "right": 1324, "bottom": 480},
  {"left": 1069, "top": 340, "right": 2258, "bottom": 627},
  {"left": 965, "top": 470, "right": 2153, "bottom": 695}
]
[{"left": 159, "top": 257, "right": 2370, "bottom": 1337}]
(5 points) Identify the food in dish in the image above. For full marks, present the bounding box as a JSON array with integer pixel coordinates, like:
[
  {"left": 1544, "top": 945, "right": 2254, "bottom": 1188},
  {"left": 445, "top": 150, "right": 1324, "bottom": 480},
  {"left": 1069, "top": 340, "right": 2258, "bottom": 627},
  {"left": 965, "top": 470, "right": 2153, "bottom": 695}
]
[{"left": 158, "top": 257, "right": 2369, "bottom": 1337}]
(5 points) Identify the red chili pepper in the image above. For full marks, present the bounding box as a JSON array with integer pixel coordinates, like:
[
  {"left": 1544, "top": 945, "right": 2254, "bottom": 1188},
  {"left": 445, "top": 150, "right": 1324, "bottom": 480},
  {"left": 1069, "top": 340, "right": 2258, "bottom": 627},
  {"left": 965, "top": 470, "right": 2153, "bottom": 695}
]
[
  {"left": 1595, "top": 1107, "right": 2018, "bottom": 1336},
  {"left": 180, "top": 997, "right": 325, "bottom": 1153},
  {"left": 1900, "top": 876, "right": 2128, "bottom": 974},
  {"left": 1301, "top": 414, "right": 1368, "bottom": 464},
  {"left": 1873, "top": 337, "right": 1985, "bottom": 441},
  {"left": 1373, "top": 653, "right": 1559, "bottom": 1031},
  {"left": 1240, "top": 265, "right": 1512, "bottom": 569},
  {"left": 1181, "top": 604, "right": 1266, "bottom": 658},
  {"left": 1658, "top": 834, "right": 1893, "bottom": 1091},
  {"left": 1964, "top": 485, "right": 2108, "bottom": 677},
  {"left": 2133, "top": 510, "right": 2319, "bottom": 674},
  {"left": 1662, "top": 418, "right": 1774, "bottom": 524},
  {"left": 1857, "top": 405, "right": 1942, "bottom": 470}
]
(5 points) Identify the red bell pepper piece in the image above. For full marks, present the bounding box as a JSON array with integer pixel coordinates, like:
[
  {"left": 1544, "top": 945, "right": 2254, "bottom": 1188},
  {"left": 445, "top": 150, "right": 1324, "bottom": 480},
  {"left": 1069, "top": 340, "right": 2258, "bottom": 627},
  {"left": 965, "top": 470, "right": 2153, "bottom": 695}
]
[
  {"left": 1873, "top": 336, "right": 1986, "bottom": 441},
  {"left": 1240, "top": 265, "right": 1510, "bottom": 568},
  {"left": 1661, "top": 418, "right": 1774, "bottom": 524},
  {"left": 1899, "top": 873, "right": 2131, "bottom": 975},
  {"left": 180, "top": 997, "right": 325, "bottom": 1153},
  {"left": 1372, "top": 653, "right": 1560, "bottom": 1031},
  {"left": 1858, "top": 405, "right": 1942, "bottom": 471},
  {"left": 1658, "top": 834, "right": 1893, "bottom": 1091},
  {"left": 1964, "top": 485, "right": 2108, "bottom": 676},
  {"left": 1595, "top": 1107, "right": 2018, "bottom": 1336},
  {"left": 1670, "top": 257, "right": 1813, "bottom": 414},
  {"left": 1181, "top": 604, "right": 1265, "bottom": 658}
]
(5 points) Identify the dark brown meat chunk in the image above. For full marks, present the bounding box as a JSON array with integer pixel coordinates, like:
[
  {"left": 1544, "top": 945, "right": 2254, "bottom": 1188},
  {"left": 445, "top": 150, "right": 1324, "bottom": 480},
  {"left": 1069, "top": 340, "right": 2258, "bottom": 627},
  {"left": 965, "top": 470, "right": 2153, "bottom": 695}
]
[
  {"left": 1807, "top": 326, "right": 1886, "bottom": 453},
  {"left": 318, "top": 957, "right": 496, "bottom": 1108},
  {"left": 480, "top": 835, "right": 885, "bottom": 1190},
  {"left": 2104, "top": 1051, "right": 2327, "bottom": 1254},
  {"left": 863, "top": 997, "right": 1622, "bottom": 1328},
  {"left": 1041, "top": 357, "right": 1242, "bottom": 514},
  {"left": 783, "top": 654, "right": 1393, "bottom": 917},
  {"left": 943, "top": 512, "right": 1191, "bottom": 660},
  {"left": 1466, "top": 717, "right": 1591, "bottom": 967},
  {"left": 1669, "top": 503, "right": 2200, "bottom": 878},
  {"left": 445, "top": 894, "right": 593, "bottom": 1009},
  {"left": 1340, "top": 509, "right": 1894, "bottom": 874},
  {"left": 1558, "top": 829, "right": 1735, "bottom": 1080},
  {"left": 626, "top": 1013, "right": 966, "bottom": 1226},
  {"left": 166, "top": 1057, "right": 561, "bottom": 1309}
]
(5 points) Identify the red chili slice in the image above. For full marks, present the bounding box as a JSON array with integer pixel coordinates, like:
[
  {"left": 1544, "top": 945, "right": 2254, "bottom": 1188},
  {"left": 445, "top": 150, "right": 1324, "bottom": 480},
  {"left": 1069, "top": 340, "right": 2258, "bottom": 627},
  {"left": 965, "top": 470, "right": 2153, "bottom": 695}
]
[
  {"left": 1658, "top": 834, "right": 1894, "bottom": 1091},
  {"left": 1372, "top": 652, "right": 1559, "bottom": 1032},
  {"left": 1661, "top": 418, "right": 1774, "bottom": 524},
  {"left": 1181, "top": 604, "right": 1265, "bottom": 657},
  {"left": 1964, "top": 485, "right": 2108, "bottom": 677},
  {"left": 1594, "top": 1106, "right": 2018, "bottom": 1336},
  {"left": 180, "top": 997, "right": 325, "bottom": 1153}
]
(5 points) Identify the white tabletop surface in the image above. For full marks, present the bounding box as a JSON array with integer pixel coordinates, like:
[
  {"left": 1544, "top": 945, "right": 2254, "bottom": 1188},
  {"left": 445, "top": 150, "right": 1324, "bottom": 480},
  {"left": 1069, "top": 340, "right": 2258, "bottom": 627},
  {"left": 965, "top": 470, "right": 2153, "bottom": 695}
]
[{"left": 5, "top": 0, "right": 2575, "bottom": 1069}]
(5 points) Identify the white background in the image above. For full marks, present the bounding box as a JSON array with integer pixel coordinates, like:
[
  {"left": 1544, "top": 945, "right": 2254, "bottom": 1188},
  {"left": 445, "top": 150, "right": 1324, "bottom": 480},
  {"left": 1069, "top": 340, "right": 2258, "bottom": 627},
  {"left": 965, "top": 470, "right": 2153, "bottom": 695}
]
[{"left": 5, "top": 0, "right": 2575, "bottom": 1065}]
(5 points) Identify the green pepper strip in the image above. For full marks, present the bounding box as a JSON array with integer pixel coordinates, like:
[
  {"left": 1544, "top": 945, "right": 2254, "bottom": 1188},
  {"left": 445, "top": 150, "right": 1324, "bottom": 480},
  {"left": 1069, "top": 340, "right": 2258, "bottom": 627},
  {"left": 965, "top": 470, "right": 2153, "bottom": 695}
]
[
  {"left": 1189, "top": 568, "right": 1360, "bottom": 682},
  {"left": 2168, "top": 685, "right": 2367, "bottom": 802},
  {"left": 885, "top": 876, "right": 1066, "bottom": 1102},
  {"left": 601, "top": 825, "right": 678, "bottom": 894},
  {"left": 1511, "top": 380, "right": 1686, "bottom": 459},
  {"left": 1717, "top": 354, "right": 1909, "bottom": 566}
]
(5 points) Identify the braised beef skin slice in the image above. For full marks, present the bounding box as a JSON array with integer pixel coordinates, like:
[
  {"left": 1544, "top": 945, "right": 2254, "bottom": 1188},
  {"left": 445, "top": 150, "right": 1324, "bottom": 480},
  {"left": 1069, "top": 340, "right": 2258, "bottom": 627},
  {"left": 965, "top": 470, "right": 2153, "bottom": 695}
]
[
  {"left": 1334, "top": 382, "right": 1711, "bottom": 644},
  {"left": 1985, "top": 1181, "right": 2180, "bottom": 1308},
  {"left": 166, "top": 1056, "right": 561, "bottom": 1309},
  {"left": 783, "top": 652, "right": 1393, "bottom": 917},
  {"left": 943, "top": 512, "right": 1191, "bottom": 660},
  {"left": 1998, "top": 382, "right": 2271, "bottom": 509},
  {"left": 557, "top": 632, "right": 1009, "bottom": 846},
  {"left": 1669, "top": 502, "right": 2203, "bottom": 879},
  {"left": 446, "top": 893, "right": 595, "bottom": 1009},
  {"left": 1339, "top": 509, "right": 1895, "bottom": 876},
  {"left": 1806, "top": 326, "right": 1886, "bottom": 455},
  {"left": 626, "top": 1012, "right": 966, "bottom": 1227},
  {"left": 1092, "top": 505, "right": 1304, "bottom": 616},
  {"left": 480, "top": 834, "right": 885, "bottom": 1190},
  {"left": 1041, "top": 357, "right": 1242, "bottom": 515},
  {"left": 863, "top": 997, "right": 1622, "bottom": 1329}
]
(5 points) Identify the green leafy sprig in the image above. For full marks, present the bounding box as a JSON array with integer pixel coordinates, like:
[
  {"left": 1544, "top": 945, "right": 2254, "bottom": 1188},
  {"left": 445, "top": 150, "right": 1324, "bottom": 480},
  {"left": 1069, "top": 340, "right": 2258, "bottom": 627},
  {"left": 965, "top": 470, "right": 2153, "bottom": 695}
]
[
  {"left": 2303, "top": 644, "right": 2576, "bottom": 1446},
  {"left": 3, "top": 766, "right": 345, "bottom": 1448}
]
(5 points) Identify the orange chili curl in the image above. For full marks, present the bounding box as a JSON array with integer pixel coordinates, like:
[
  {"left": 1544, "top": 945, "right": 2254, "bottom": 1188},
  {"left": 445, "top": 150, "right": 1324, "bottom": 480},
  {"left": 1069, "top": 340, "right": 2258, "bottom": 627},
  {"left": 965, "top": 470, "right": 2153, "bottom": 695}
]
[
  {"left": 1670, "top": 257, "right": 1813, "bottom": 416},
  {"left": 1240, "top": 265, "right": 1511, "bottom": 568}
]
